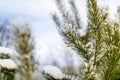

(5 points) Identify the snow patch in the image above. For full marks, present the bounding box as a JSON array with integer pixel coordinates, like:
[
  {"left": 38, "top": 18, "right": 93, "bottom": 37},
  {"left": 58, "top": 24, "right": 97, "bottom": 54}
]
[
  {"left": 77, "top": 29, "right": 86, "bottom": 37},
  {"left": 0, "top": 47, "right": 16, "bottom": 55},
  {"left": 0, "top": 59, "right": 17, "bottom": 70},
  {"left": 42, "top": 65, "right": 65, "bottom": 79}
]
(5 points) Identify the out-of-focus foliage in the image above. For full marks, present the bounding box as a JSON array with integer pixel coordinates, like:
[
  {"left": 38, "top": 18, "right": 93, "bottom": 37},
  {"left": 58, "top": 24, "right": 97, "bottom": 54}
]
[
  {"left": 0, "top": 48, "right": 15, "bottom": 80},
  {"left": 0, "top": 19, "right": 9, "bottom": 47},
  {"left": 53, "top": 0, "right": 120, "bottom": 80},
  {"left": 9, "top": 18, "right": 44, "bottom": 80}
]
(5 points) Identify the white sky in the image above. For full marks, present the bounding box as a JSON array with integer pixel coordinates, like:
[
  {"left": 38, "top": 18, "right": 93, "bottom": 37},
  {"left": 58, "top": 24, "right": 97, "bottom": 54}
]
[
  {"left": 0, "top": 0, "right": 120, "bottom": 67},
  {"left": 0, "top": 0, "right": 120, "bottom": 34}
]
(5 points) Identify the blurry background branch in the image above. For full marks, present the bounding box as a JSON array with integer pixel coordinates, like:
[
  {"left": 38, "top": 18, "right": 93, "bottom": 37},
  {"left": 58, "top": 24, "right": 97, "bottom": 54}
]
[
  {"left": 0, "top": 19, "right": 9, "bottom": 47},
  {"left": 9, "top": 18, "right": 44, "bottom": 80}
]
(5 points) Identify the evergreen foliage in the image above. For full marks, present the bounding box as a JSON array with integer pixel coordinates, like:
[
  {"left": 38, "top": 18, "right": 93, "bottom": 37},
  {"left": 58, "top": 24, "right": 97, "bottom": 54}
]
[
  {"left": 52, "top": 0, "right": 120, "bottom": 80},
  {"left": 10, "top": 18, "right": 44, "bottom": 80}
]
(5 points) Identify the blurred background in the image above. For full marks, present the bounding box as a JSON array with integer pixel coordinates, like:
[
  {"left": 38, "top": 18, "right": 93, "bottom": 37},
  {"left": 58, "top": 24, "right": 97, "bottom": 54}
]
[{"left": 0, "top": 0, "right": 120, "bottom": 74}]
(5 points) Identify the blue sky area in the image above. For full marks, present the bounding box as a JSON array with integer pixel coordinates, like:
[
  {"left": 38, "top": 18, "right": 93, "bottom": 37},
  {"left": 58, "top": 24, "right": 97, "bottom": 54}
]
[
  {"left": 0, "top": 0, "right": 120, "bottom": 66},
  {"left": 0, "top": 0, "right": 120, "bottom": 36}
]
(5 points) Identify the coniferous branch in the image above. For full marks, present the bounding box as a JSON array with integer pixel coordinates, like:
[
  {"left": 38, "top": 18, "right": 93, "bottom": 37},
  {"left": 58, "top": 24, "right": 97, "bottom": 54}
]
[
  {"left": 87, "top": 0, "right": 108, "bottom": 65},
  {"left": 53, "top": 0, "right": 89, "bottom": 60},
  {"left": 52, "top": 0, "right": 120, "bottom": 80},
  {"left": 69, "top": 0, "right": 81, "bottom": 29},
  {"left": 60, "top": 24, "right": 88, "bottom": 60},
  {"left": 52, "top": 13, "right": 61, "bottom": 27},
  {"left": 101, "top": 20, "right": 120, "bottom": 80},
  {"left": 55, "top": 0, "right": 73, "bottom": 23},
  {"left": 52, "top": 0, "right": 82, "bottom": 29},
  {"left": 10, "top": 18, "right": 44, "bottom": 80}
]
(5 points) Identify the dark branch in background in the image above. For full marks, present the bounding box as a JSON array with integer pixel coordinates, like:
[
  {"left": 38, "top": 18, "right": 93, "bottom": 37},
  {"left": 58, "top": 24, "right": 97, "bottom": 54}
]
[
  {"left": 0, "top": 19, "right": 9, "bottom": 47},
  {"left": 52, "top": 13, "right": 61, "bottom": 27}
]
